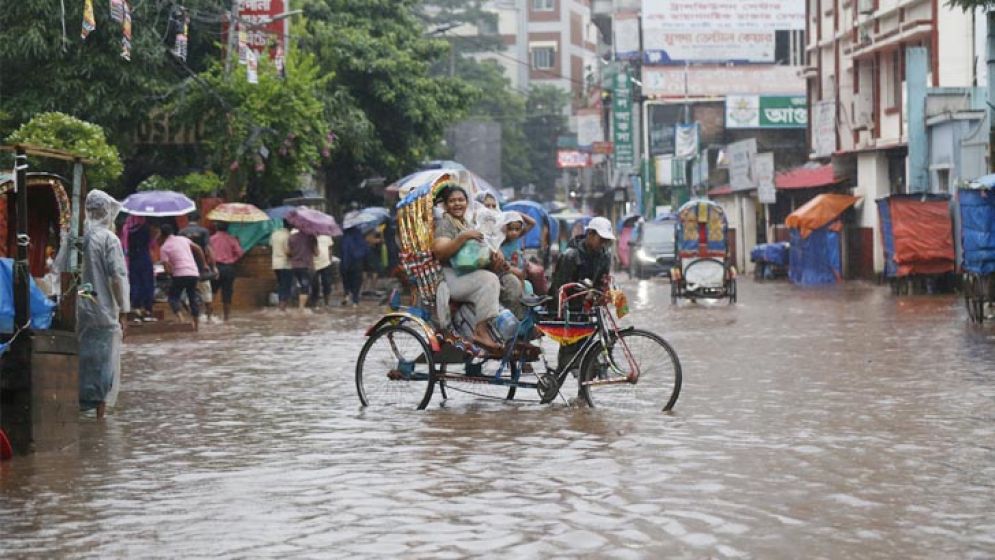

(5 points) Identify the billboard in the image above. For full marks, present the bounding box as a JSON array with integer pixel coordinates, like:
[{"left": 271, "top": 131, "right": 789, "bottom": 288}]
[
  {"left": 224, "top": 0, "right": 291, "bottom": 62},
  {"left": 613, "top": 12, "right": 641, "bottom": 61},
  {"left": 557, "top": 150, "right": 592, "bottom": 169},
  {"left": 642, "top": 0, "right": 805, "bottom": 63},
  {"left": 642, "top": 65, "right": 805, "bottom": 99},
  {"left": 726, "top": 95, "right": 808, "bottom": 129}
]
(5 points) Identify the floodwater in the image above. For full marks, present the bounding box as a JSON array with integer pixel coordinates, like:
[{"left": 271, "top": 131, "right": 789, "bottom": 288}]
[{"left": 2, "top": 279, "right": 994, "bottom": 558}]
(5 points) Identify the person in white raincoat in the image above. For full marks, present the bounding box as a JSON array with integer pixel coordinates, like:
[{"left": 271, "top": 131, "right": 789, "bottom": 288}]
[{"left": 77, "top": 190, "right": 130, "bottom": 418}]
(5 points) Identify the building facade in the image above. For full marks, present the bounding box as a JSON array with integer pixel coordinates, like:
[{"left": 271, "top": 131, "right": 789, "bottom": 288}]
[{"left": 805, "top": 0, "right": 984, "bottom": 276}]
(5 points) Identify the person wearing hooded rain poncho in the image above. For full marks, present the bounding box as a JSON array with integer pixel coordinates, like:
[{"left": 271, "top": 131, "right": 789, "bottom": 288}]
[{"left": 78, "top": 190, "right": 130, "bottom": 418}]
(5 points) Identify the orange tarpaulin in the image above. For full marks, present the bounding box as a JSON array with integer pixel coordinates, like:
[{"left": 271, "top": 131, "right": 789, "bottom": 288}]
[
  {"left": 785, "top": 194, "right": 861, "bottom": 238},
  {"left": 890, "top": 197, "right": 955, "bottom": 275}
]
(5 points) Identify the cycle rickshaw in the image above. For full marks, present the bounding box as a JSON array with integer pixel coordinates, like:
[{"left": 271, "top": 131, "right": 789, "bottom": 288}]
[
  {"left": 959, "top": 183, "right": 995, "bottom": 323},
  {"left": 670, "top": 199, "right": 737, "bottom": 303},
  {"left": 355, "top": 176, "right": 682, "bottom": 411}
]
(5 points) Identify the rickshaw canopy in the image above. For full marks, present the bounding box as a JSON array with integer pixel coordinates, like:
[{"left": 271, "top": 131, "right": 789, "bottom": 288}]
[{"left": 676, "top": 199, "right": 728, "bottom": 255}]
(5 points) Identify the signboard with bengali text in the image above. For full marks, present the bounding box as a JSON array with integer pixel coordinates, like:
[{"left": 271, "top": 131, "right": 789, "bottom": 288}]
[
  {"left": 726, "top": 95, "right": 808, "bottom": 129},
  {"left": 612, "top": 65, "right": 636, "bottom": 168},
  {"left": 642, "top": 0, "right": 805, "bottom": 64},
  {"left": 557, "top": 150, "right": 592, "bottom": 169}
]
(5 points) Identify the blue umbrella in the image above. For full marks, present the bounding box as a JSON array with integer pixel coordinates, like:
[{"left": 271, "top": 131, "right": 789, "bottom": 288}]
[
  {"left": 616, "top": 212, "right": 643, "bottom": 233},
  {"left": 343, "top": 207, "right": 390, "bottom": 232},
  {"left": 265, "top": 205, "right": 295, "bottom": 221}
]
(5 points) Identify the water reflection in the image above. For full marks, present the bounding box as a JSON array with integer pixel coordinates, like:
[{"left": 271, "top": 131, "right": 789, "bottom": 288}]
[{"left": 2, "top": 279, "right": 994, "bottom": 558}]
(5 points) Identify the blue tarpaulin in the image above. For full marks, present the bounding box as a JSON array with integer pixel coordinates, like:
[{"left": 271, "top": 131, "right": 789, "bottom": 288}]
[
  {"left": 750, "top": 242, "right": 790, "bottom": 266},
  {"left": 789, "top": 227, "right": 842, "bottom": 285},
  {"left": 959, "top": 188, "right": 995, "bottom": 275},
  {"left": 876, "top": 199, "right": 898, "bottom": 278},
  {"left": 1, "top": 258, "right": 55, "bottom": 333}
]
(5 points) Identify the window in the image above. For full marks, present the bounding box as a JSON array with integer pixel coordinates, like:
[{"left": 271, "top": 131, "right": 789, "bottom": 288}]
[
  {"left": 531, "top": 46, "right": 555, "bottom": 70},
  {"left": 532, "top": 0, "right": 554, "bottom": 11},
  {"left": 775, "top": 30, "right": 806, "bottom": 66}
]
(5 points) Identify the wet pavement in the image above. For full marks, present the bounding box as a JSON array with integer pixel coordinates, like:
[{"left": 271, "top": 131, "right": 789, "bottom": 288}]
[{"left": 2, "top": 278, "right": 994, "bottom": 558}]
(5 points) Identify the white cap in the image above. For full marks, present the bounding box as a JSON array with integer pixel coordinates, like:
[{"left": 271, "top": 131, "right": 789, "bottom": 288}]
[
  {"left": 586, "top": 217, "right": 615, "bottom": 240},
  {"left": 501, "top": 210, "right": 524, "bottom": 227}
]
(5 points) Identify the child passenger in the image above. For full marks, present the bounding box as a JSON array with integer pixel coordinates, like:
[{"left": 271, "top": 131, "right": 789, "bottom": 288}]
[{"left": 497, "top": 211, "right": 536, "bottom": 317}]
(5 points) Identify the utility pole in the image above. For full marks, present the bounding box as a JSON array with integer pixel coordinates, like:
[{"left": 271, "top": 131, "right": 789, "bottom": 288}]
[{"left": 224, "top": 0, "right": 240, "bottom": 75}]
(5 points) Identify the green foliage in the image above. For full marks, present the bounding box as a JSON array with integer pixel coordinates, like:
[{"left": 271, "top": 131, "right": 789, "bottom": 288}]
[
  {"left": 301, "top": 0, "right": 477, "bottom": 202},
  {"left": 137, "top": 171, "right": 223, "bottom": 198},
  {"left": 0, "top": 0, "right": 224, "bottom": 144},
  {"left": 524, "top": 86, "right": 570, "bottom": 199},
  {"left": 169, "top": 48, "right": 330, "bottom": 204},
  {"left": 6, "top": 112, "right": 123, "bottom": 189},
  {"left": 417, "top": 0, "right": 502, "bottom": 54},
  {"left": 945, "top": 0, "right": 995, "bottom": 9}
]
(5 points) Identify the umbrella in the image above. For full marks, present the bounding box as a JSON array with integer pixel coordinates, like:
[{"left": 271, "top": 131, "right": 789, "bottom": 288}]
[
  {"left": 343, "top": 207, "right": 390, "bottom": 232},
  {"left": 385, "top": 170, "right": 455, "bottom": 197},
  {"left": 265, "top": 205, "right": 295, "bottom": 221},
  {"left": 207, "top": 202, "right": 269, "bottom": 223},
  {"left": 121, "top": 190, "right": 196, "bottom": 217},
  {"left": 285, "top": 206, "right": 343, "bottom": 237}
]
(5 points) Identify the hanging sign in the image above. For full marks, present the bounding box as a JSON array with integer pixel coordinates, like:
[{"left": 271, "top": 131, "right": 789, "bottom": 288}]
[
  {"left": 612, "top": 65, "right": 635, "bottom": 168},
  {"left": 754, "top": 153, "right": 776, "bottom": 204},
  {"left": 120, "top": 0, "right": 132, "bottom": 61},
  {"left": 81, "top": 0, "right": 96, "bottom": 39}
]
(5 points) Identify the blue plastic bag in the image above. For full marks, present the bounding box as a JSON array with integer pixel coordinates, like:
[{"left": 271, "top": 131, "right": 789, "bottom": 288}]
[{"left": 1, "top": 258, "right": 55, "bottom": 333}]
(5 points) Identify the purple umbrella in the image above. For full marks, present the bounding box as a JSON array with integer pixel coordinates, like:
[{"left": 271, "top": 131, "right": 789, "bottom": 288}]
[
  {"left": 121, "top": 190, "right": 196, "bottom": 217},
  {"left": 285, "top": 206, "right": 343, "bottom": 237}
]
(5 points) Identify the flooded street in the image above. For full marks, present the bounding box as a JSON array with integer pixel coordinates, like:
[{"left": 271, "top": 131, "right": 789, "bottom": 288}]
[{"left": 2, "top": 278, "right": 994, "bottom": 558}]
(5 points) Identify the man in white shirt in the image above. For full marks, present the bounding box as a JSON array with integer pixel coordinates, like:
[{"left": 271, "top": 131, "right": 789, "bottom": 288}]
[
  {"left": 270, "top": 225, "right": 292, "bottom": 311},
  {"left": 309, "top": 234, "right": 339, "bottom": 307}
]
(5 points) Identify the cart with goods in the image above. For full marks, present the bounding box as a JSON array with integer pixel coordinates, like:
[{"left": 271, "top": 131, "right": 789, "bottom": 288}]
[
  {"left": 958, "top": 185, "right": 995, "bottom": 323},
  {"left": 876, "top": 194, "right": 955, "bottom": 295}
]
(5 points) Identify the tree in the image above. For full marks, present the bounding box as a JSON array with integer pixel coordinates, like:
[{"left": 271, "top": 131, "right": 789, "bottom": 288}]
[
  {"left": 524, "top": 85, "right": 570, "bottom": 200},
  {"left": 450, "top": 57, "right": 532, "bottom": 189},
  {"left": 169, "top": 48, "right": 331, "bottom": 205},
  {"left": 6, "top": 112, "right": 123, "bottom": 191},
  {"left": 0, "top": 0, "right": 222, "bottom": 144},
  {"left": 945, "top": 0, "right": 995, "bottom": 9},
  {"left": 301, "top": 0, "right": 478, "bottom": 204},
  {"left": 417, "top": 0, "right": 503, "bottom": 73}
]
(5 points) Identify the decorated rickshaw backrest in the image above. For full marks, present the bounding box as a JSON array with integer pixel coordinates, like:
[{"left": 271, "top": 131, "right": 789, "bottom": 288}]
[
  {"left": 0, "top": 173, "right": 73, "bottom": 277},
  {"left": 676, "top": 200, "right": 727, "bottom": 256}
]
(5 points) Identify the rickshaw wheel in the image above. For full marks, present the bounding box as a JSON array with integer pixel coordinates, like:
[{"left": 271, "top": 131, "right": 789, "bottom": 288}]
[
  {"left": 965, "top": 274, "right": 983, "bottom": 324},
  {"left": 505, "top": 360, "right": 520, "bottom": 401},
  {"left": 670, "top": 278, "right": 679, "bottom": 304},
  {"left": 578, "top": 329, "right": 682, "bottom": 412},
  {"left": 356, "top": 324, "right": 435, "bottom": 409},
  {"left": 728, "top": 278, "right": 737, "bottom": 304}
]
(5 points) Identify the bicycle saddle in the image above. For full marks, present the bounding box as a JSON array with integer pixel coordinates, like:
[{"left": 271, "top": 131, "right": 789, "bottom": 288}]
[{"left": 520, "top": 294, "right": 552, "bottom": 308}]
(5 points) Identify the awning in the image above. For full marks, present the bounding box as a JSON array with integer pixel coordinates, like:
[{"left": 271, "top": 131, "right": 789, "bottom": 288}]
[
  {"left": 785, "top": 193, "right": 861, "bottom": 238},
  {"left": 776, "top": 164, "right": 845, "bottom": 190},
  {"left": 707, "top": 184, "right": 733, "bottom": 197}
]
